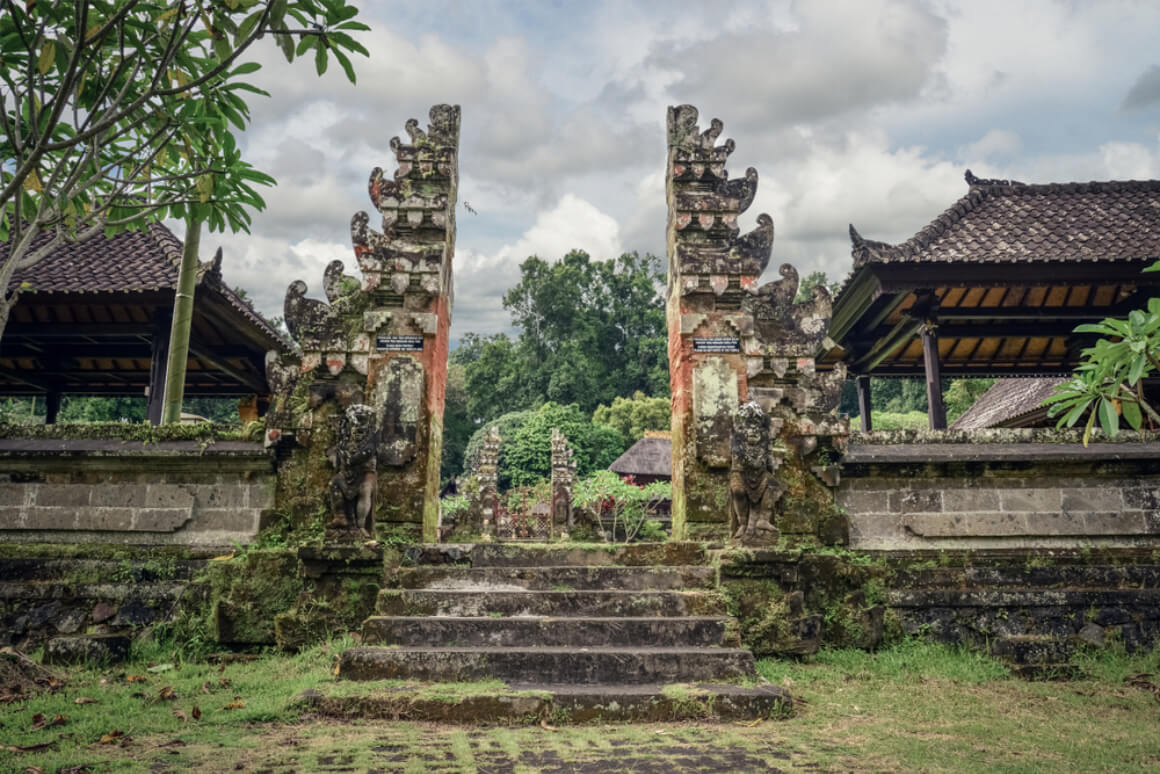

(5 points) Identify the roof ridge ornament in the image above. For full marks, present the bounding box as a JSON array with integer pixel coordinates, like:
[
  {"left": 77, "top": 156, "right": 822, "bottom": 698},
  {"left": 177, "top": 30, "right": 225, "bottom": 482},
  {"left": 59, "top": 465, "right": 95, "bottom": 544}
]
[{"left": 964, "top": 168, "right": 1025, "bottom": 188}]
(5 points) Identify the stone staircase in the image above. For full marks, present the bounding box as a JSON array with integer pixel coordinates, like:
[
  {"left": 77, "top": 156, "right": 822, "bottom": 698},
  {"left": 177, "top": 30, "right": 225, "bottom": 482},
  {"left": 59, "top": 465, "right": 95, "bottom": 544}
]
[{"left": 314, "top": 542, "right": 791, "bottom": 723}]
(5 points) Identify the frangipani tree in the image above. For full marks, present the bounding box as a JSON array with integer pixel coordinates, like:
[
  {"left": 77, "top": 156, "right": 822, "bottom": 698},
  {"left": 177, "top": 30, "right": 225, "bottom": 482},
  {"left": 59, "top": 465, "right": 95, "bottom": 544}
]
[{"left": 0, "top": 0, "right": 368, "bottom": 420}]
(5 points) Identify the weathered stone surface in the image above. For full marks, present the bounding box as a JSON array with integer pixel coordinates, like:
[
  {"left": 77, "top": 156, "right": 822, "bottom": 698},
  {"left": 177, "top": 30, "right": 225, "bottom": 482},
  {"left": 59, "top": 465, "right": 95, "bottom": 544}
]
[
  {"left": 375, "top": 589, "right": 727, "bottom": 618},
  {"left": 362, "top": 616, "right": 731, "bottom": 648},
  {"left": 397, "top": 564, "right": 717, "bottom": 591},
  {"left": 296, "top": 681, "right": 792, "bottom": 724},
  {"left": 402, "top": 541, "right": 708, "bottom": 568},
  {"left": 43, "top": 634, "right": 130, "bottom": 665},
  {"left": 339, "top": 646, "right": 755, "bottom": 685},
  {"left": 268, "top": 105, "right": 459, "bottom": 541},
  {"left": 728, "top": 401, "right": 782, "bottom": 546}
]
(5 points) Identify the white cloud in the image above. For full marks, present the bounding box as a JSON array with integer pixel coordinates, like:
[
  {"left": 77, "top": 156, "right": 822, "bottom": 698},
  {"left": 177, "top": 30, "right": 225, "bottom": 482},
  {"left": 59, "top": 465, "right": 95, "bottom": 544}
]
[{"left": 452, "top": 194, "right": 622, "bottom": 337}]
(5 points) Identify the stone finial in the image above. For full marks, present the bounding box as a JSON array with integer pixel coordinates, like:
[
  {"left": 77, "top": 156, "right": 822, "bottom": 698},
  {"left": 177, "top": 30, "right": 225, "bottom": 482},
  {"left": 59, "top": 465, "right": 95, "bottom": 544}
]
[
  {"left": 478, "top": 426, "right": 501, "bottom": 535},
  {"left": 550, "top": 428, "right": 577, "bottom": 530},
  {"left": 351, "top": 104, "right": 460, "bottom": 298}
]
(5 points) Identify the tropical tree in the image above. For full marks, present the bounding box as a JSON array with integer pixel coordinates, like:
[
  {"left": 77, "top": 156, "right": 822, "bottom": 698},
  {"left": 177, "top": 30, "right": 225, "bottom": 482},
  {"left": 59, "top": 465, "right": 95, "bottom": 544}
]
[
  {"left": 592, "top": 391, "right": 670, "bottom": 443},
  {"left": 1046, "top": 265, "right": 1160, "bottom": 443},
  {"left": 0, "top": 0, "right": 369, "bottom": 419}
]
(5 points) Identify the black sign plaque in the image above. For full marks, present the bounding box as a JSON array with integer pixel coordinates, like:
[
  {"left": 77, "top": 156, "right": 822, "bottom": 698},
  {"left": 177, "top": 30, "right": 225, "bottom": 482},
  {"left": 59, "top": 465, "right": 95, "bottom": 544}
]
[
  {"left": 693, "top": 337, "right": 740, "bottom": 353},
  {"left": 376, "top": 335, "right": 424, "bottom": 352}
]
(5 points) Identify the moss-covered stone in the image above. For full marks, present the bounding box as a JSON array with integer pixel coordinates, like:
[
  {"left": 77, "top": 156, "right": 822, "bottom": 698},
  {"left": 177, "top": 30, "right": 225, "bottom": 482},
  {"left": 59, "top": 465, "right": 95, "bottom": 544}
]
[{"left": 206, "top": 550, "right": 305, "bottom": 645}]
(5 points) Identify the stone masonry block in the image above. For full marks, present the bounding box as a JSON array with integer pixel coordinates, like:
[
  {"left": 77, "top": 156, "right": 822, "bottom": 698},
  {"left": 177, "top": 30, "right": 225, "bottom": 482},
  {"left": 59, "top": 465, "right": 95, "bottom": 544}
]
[
  {"left": 90, "top": 484, "right": 147, "bottom": 508},
  {"left": 941, "top": 488, "right": 1000, "bottom": 513},
  {"left": 1081, "top": 512, "right": 1147, "bottom": 535},
  {"left": 1123, "top": 487, "right": 1160, "bottom": 512},
  {"left": 890, "top": 489, "right": 943, "bottom": 514},
  {"left": 847, "top": 512, "right": 908, "bottom": 547},
  {"left": 1060, "top": 488, "right": 1123, "bottom": 513},
  {"left": 836, "top": 488, "right": 890, "bottom": 514},
  {"left": 145, "top": 485, "right": 195, "bottom": 509},
  {"left": 192, "top": 484, "right": 247, "bottom": 509},
  {"left": 25, "top": 506, "right": 79, "bottom": 530},
  {"left": 0, "top": 506, "right": 25, "bottom": 528},
  {"left": 999, "top": 488, "right": 1061, "bottom": 512},
  {"left": 904, "top": 511, "right": 1027, "bottom": 537},
  {"left": 0, "top": 483, "right": 29, "bottom": 506},
  {"left": 133, "top": 508, "right": 193, "bottom": 532},
  {"left": 85, "top": 508, "right": 136, "bottom": 532},
  {"left": 34, "top": 484, "right": 91, "bottom": 508},
  {"left": 189, "top": 508, "right": 259, "bottom": 532},
  {"left": 1022, "top": 510, "right": 1086, "bottom": 536}
]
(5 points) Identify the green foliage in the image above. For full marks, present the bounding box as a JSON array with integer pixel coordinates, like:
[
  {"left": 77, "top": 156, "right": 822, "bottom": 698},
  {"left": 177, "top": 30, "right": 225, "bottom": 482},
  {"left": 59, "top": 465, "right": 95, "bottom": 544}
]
[
  {"left": 503, "top": 403, "right": 627, "bottom": 488},
  {"left": 0, "top": 1, "right": 368, "bottom": 335},
  {"left": 1046, "top": 278, "right": 1160, "bottom": 444},
  {"left": 592, "top": 391, "right": 670, "bottom": 443},
  {"left": 942, "top": 378, "right": 996, "bottom": 422},
  {"left": 453, "top": 251, "right": 668, "bottom": 424},
  {"left": 440, "top": 362, "right": 473, "bottom": 483},
  {"left": 868, "top": 411, "right": 930, "bottom": 430},
  {"left": 573, "top": 469, "right": 670, "bottom": 542}
]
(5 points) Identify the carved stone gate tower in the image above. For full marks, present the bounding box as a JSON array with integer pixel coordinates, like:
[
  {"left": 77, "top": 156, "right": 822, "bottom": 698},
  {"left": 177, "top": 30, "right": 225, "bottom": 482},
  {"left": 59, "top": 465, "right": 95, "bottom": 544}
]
[
  {"left": 267, "top": 105, "right": 459, "bottom": 542},
  {"left": 665, "top": 105, "right": 770, "bottom": 539}
]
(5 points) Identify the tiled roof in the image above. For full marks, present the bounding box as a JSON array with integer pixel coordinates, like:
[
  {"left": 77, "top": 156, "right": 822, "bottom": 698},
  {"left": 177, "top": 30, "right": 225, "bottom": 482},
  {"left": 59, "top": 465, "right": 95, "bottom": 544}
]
[
  {"left": 609, "top": 437, "right": 672, "bottom": 478},
  {"left": 3, "top": 222, "right": 290, "bottom": 349},
  {"left": 849, "top": 173, "right": 1160, "bottom": 268},
  {"left": 950, "top": 377, "right": 1065, "bottom": 430}
]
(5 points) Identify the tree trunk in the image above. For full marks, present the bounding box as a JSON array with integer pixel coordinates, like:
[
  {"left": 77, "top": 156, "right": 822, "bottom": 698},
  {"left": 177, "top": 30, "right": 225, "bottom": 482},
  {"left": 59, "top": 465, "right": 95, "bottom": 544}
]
[{"left": 160, "top": 218, "right": 202, "bottom": 425}]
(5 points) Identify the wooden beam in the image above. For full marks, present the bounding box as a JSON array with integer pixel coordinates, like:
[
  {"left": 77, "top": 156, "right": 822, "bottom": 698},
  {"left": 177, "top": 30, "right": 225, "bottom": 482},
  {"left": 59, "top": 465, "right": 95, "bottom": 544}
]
[
  {"left": 187, "top": 345, "right": 266, "bottom": 394},
  {"left": 922, "top": 325, "right": 947, "bottom": 430},
  {"left": 851, "top": 316, "right": 925, "bottom": 372},
  {"left": 856, "top": 375, "right": 872, "bottom": 432}
]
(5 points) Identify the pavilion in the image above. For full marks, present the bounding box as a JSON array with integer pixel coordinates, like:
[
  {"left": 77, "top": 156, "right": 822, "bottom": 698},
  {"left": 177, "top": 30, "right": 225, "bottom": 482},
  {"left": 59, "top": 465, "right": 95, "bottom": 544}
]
[
  {"left": 0, "top": 223, "right": 290, "bottom": 424},
  {"left": 818, "top": 173, "right": 1160, "bottom": 430}
]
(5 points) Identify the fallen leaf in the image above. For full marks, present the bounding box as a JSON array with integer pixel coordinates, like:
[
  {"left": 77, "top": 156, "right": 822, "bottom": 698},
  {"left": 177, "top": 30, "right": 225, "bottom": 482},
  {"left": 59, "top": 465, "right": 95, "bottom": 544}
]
[
  {"left": 147, "top": 663, "right": 174, "bottom": 674},
  {"left": 47, "top": 714, "right": 67, "bottom": 727},
  {"left": 158, "top": 686, "right": 177, "bottom": 701},
  {"left": 202, "top": 681, "right": 212, "bottom": 695},
  {"left": 211, "top": 552, "right": 235, "bottom": 561},
  {"left": 58, "top": 767, "right": 92, "bottom": 774},
  {"left": 73, "top": 697, "right": 98, "bottom": 705},
  {"left": 158, "top": 739, "right": 186, "bottom": 748},
  {"left": 539, "top": 720, "right": 556, "bottom": 731},
  {"left": 173, "top": 710, "right": 187, "bottom": 723},
  {"left": 98, "top": 730, "right": 124, "bottom": 745},
  {"left": 30, "top": 712, "right": 45, "bottom": 730},
  {"left": 24, "top": 766, "right": 45, "bottom": 774},
  {"left": 219, "top": 677, "right": 231, "bottom": 688},
  {"left": 4, "top": 741, "right": 54, "bottom": 753},
  {"left": 192, "top": 705, "right": 201, "bottom": 720},
  {"left": 223, "top": 700, "right": 245, "bottom": 710},
  {"left": 126, "top": 675, "right": 146, "bottom": 684}
]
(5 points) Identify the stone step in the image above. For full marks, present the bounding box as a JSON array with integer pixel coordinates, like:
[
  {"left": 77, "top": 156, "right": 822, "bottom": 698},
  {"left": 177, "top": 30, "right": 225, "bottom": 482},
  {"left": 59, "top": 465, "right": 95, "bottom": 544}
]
[
  {"left": 892, "top": 564, "right": 1160, "bottom": 590},
  {"left": 376, "top": 589, "right": 727, "bottom": 618},
  {"left": 0, "top": 581, "right": 188, "bottom": 602},
  {"left": 397, "top": 564, "right": 717, "bottom": 591},
  {"left": 338, "top": 646, "right": 756, "bottom": 684},
  {"left": 361, "top": 616, "right": 736, "bottom": 648},
  {"left": 295, "top": 681, "right": 791, "bottom": 723},
  {"left": 403, "top": 542, "right": 708, "bottom": 568}
]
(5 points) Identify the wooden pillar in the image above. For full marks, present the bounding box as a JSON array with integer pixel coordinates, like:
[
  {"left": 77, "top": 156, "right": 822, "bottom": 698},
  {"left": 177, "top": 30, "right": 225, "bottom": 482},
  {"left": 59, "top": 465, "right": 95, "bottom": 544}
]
[
  {"left": 147, "top": 310, "right": 172, "bottom": 426},
  {"left": 44, "top": 389, "right": 61, "bottom": 424},
  {"left": 921, "top": 324, "right": 947, "bottom": 430},
  {"left": 856, "top": 375, "right": 872, "bottom": 432}
]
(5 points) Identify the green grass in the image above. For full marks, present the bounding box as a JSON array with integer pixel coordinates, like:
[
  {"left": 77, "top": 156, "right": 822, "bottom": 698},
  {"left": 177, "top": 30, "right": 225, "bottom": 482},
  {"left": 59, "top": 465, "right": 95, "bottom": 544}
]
[{"left": 3, "top": 638, "right": 1159, "bottom": 773}]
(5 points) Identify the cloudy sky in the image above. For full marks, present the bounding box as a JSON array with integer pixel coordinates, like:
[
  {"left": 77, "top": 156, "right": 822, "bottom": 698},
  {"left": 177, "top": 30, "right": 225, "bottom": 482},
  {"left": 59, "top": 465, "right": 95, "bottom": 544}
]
[{"left": 193, "top": 0, "right": 1160, "bottom": 341}]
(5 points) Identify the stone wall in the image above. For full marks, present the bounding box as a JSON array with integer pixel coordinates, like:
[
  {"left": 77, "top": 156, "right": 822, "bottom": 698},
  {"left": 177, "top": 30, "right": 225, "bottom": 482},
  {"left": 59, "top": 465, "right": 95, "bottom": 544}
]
[
  {"left": 0, "top": 438, "right": 273, "bottom": 546},
  {"left": 839, "top": 430, "right": 1160, "bottom": 550}
]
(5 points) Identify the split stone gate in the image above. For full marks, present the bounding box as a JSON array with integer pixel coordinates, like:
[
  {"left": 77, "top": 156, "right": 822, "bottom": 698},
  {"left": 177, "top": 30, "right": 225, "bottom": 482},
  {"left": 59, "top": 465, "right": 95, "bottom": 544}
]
[{"left": 262, "top": 103, "right": 850, "bottom": 545}]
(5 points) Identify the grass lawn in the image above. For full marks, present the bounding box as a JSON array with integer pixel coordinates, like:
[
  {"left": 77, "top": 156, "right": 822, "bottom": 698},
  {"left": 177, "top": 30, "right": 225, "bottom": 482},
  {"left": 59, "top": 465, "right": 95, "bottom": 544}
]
[{"left": 2, "top": 638, "right": 1158, "bottom": 773}]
